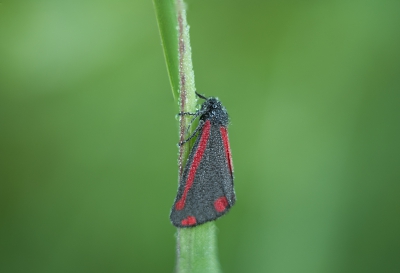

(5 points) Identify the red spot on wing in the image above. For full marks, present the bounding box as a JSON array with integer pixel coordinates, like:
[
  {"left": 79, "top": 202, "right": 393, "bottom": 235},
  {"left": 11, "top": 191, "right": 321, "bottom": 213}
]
[
  {"left": 181, "top": 216, "right": 197, "bottom": 226},
  {"left": 175, "top": 120, "right": 211, "bottom": 211},
  {"left": 220, "top": 127, "right": 233, "bottom": 175},
  {"left": 214, "top": 196, "right": 229, "bottom": 212}
]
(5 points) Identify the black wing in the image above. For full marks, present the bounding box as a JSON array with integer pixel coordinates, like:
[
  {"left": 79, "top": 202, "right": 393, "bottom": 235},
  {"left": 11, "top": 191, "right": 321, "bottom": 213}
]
[{"left": 170, "top": 121, "right": 235, "bottom": 228}]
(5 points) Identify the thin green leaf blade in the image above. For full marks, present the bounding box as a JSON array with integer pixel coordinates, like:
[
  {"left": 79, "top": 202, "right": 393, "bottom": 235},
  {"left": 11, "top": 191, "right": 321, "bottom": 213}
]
[{"left": 153, "top": 0, "right": 179, "bottom": 100}]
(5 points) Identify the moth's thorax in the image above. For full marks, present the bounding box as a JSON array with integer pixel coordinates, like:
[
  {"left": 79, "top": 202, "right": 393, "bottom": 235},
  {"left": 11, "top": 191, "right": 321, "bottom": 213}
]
[{"left": 199, "top": 97, "right": 229, "bottom": 126}]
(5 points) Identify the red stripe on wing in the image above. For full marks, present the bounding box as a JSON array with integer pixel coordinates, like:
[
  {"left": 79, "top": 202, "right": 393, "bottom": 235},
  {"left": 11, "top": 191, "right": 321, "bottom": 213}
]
[
  {"left": 175, "top": 120, "right": 211, "bottom": 210},
  {"left": 220, "top": 127, "right": 233, "bottom": 175}
]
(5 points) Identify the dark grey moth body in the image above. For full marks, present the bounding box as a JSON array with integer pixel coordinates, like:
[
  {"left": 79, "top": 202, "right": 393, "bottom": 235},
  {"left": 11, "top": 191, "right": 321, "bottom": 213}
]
[{"left": 170, "top": 96, "right": 235, "bottom": 228}]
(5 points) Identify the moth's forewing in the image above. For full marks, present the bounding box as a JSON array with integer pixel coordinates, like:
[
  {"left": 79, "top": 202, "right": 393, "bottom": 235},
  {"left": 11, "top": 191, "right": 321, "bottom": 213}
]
[{"left": 170, "top": 121, "right": 235, "bottom": 228}]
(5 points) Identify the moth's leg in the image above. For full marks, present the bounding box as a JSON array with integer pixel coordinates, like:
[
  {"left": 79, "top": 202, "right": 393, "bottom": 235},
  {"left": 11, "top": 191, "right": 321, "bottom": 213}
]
[
  {"left": 185, "top": 112, "right": 203, "bottom": 134},
  {"left": 177, "top": 111, "right": 198, "bottom": 116},
  {"left": 179, "top": 120, "right": 205, "bottom": 146}
]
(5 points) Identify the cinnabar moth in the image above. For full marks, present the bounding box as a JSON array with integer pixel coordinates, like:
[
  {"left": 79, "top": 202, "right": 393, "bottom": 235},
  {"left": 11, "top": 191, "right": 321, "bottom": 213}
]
[{"left": 170, "top": 92, "right": 235, "bottom": 228}]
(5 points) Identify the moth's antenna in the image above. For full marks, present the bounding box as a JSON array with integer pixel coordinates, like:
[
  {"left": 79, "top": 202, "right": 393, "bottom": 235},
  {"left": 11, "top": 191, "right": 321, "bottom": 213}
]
[{"left": 195, "top": 91, "right": 207, "bottom": 100}]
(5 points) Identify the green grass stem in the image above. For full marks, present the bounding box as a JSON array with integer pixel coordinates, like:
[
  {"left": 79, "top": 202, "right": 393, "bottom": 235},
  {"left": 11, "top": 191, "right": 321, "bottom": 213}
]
[{"left": 153, "top": 1, "right": 222, "bottom": 272}]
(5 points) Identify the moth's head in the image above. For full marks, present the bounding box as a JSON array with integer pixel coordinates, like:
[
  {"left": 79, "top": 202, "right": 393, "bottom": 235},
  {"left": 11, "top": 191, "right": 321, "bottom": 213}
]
[{"left": 200, "top": 97, "right": 229, "bottom": 126}]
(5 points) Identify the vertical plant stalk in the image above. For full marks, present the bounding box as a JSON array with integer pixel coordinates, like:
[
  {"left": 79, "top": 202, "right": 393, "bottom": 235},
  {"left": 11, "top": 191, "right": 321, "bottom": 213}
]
[
  {"left": 153, "top": 1, "right": 221, "bottom": 272},
  {"left": 177, "top": 0, "right": 197, "bottom": 175}
]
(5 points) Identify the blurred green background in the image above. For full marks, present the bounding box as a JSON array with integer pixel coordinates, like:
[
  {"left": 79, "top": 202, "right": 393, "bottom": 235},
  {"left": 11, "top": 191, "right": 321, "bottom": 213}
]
[{"left": 1, "top": 1, "right": 400, "bottom": 272}]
